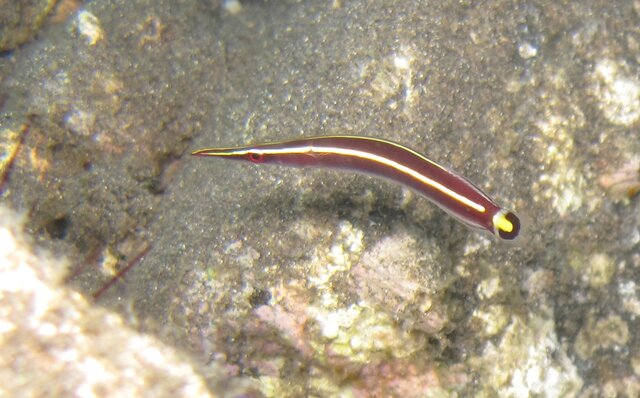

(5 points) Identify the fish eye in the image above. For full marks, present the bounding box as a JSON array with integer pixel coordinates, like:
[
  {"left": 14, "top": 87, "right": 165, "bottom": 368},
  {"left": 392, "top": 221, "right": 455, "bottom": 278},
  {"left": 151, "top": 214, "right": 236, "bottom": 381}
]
[
  {"left": 493, "top": 210, "right": 521, "bottom": 240},
  {"left": 248, "top": 152, "right": 265, "bottom": 163}
]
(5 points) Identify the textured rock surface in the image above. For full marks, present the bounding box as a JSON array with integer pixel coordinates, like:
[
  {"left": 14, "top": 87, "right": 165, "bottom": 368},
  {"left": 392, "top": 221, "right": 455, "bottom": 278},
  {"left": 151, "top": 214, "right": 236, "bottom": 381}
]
[
  {"left": 1, "top": 1, "right": 639, "bottom": 396},
  {"left": 0, "top": 205, "right": 248, "bottom": 397},
  {"left": 0, "top": 0, "right": 57, "bottom": 52}
]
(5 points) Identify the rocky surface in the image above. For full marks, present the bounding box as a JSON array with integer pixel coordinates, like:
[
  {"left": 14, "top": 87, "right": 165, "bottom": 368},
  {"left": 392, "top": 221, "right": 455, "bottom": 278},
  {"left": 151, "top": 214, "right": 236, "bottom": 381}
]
[
  {"left": 0, "top": 205, "right": 254, "bottom": 397},
  {"left": 1, "top": 1, "right": 639, "bottom": 396}
]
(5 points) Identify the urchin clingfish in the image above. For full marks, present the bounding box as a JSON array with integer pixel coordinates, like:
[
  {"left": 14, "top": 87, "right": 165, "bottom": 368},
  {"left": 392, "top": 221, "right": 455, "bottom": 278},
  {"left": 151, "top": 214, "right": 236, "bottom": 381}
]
[{"left": 192, "top": 136, "right": 520, "bottom": 240}]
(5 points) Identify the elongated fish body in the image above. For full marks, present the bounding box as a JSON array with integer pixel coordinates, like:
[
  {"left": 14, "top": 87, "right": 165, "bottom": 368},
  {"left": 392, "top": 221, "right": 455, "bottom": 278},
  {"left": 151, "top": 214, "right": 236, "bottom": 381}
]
[{"left": 192, "top": 136, "right": 520, "bottom": 240}]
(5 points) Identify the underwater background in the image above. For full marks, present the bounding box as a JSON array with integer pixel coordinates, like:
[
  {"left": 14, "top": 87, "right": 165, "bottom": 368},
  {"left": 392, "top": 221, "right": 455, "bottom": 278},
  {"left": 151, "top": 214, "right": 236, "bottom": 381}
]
[{"left": 1, "top": 1, "right": 639, "bottom": 397}]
